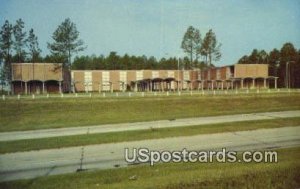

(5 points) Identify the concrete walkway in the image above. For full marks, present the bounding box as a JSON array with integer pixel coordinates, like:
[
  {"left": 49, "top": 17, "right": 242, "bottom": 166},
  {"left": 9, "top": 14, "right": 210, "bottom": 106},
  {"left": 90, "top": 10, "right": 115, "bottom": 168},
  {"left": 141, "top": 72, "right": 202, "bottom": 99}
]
[
  {"left": 0, "top": 126, "right": 299, "bottom": 182},
  {"left": 0, "top": 110, "right": 299, "bottom": 141}
]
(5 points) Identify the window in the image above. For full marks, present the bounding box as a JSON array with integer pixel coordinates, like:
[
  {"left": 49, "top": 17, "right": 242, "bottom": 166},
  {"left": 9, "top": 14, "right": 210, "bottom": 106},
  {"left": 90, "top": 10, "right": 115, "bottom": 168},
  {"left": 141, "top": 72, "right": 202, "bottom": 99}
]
[
  {"left": 152, "top": 71, "right": 159, "bottom": 78},
  {"left": 136, "top": 71, "right": 143, "bottom": 80},
  {"left": 102, "top": 71, "right": 110, "bottom": 91},
  {"left": 84, "top": 71, "right": 92, "bottom": 92}
]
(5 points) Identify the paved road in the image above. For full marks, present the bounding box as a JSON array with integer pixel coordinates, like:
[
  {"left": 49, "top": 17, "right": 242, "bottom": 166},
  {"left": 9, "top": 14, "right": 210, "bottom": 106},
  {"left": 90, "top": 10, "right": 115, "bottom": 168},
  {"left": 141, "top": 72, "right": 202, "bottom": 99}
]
[
  {"left": 0, "top": 110, "right": 299, "bottom": 141},
  {"left": 0, "top": 126, "right": 299, "bottom": 182}
]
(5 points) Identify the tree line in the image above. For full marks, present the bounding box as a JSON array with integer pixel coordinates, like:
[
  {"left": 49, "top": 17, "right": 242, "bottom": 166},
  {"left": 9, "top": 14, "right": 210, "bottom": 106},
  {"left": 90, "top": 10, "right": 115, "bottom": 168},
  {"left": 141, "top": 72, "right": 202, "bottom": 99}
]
[
  {"left": 72, "top": 25, "right": 221, "bottom": 70},
  {"left": 71, "top": 52, "right": 208, "bottom": 70},
  {"left": 237, "top": 42, "right": 300, "bottom": 88}
]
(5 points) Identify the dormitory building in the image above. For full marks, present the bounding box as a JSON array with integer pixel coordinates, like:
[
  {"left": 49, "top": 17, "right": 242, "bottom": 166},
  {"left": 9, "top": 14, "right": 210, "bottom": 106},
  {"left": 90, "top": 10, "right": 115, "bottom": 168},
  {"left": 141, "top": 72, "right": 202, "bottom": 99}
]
[{"left": 11, "top": 63, "right": 278, "bottom": 94}]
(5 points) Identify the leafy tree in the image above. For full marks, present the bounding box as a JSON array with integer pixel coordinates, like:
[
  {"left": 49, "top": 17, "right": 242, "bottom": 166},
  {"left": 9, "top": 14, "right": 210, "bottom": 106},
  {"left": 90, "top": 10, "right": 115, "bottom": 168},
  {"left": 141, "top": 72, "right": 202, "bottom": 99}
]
[
  {"left": 247, "top": 49, "right": 259, "bottom": 64},
  {"left": 236, "top": 42, "right": 300, "bottom": 88},
  {"left": 43, "top": 54, "right": 66, "bottom": 64},
  {"left": 27, "top": 28, "right": 41, "bottom": 63},
  {"left": 258, "top": 50, "right": 268, "bottom": 64},
  {"left": 181, "top": 26, "right": 202, "bottom": 64},
  {"left": 279, "top": 42, "right": 298, "bottom": 88},
  {"left": 48, "top": 18, "right": 85, "bottom": 69},
  {"left": 13, "top": 19, "right": 27, "bottom": 63},
  {"left": 201, "top": 29, "right": 221, "bottom": 66},
  {"left": 0, "top": 20, "right": 13, "bottom": 84},
  {"left": 237, "top": 55, "right": 249, "bottom": 64},
  {"left": 280, "top": 42, "right": 297, "bottom": 62},
  {"left": 106, "top": 51, "right": 119, "bottom": 70},
  {"left": 268, "top": 48, "right": 280, "bottom": 76}
]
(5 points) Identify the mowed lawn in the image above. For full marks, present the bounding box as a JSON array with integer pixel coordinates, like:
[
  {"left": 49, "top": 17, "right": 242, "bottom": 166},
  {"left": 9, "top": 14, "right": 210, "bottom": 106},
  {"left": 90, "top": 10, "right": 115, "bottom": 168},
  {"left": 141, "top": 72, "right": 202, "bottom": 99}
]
[
  {"left": 0, "top": 117, "right": 299, "bottom": 154},
  {"left": 0, "top": 93, "right": 300, "bottom": 132},
  {"left": 1, "top": 147, "right": 299, "bottom": 189}
]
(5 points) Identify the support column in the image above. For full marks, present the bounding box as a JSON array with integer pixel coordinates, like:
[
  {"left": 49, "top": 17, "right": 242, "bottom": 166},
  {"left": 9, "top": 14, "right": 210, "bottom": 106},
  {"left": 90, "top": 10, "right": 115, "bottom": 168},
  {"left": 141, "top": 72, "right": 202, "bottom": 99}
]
[
  {"left": 241, "top": 79, "right": 244, "bottom": 89},
  {"left": 252, "top": 78, "right": 255, "bottom": 89},
  {"left": 42, "top": 82, "right": 45, "bottom": 94},
  {"left": 231, "top": 80, "right": 234, "bottom": 90},
  {"left": 275, "top": 78, "right": 278, "bottom": 89},
  {"left": 72, "top": 82, "right": 75, "bottom": 93},
  {"left": 211, "top": 81, "right": 214, "bottom": 90},
  {"left": 221, "top": 81, "right": 224, "bottom": 90},
  {"left": 25, "top": 81, "right": 28, "bottom": 95},
  {"left": 11, "top": 82, "right": 14, "bottom": 95},
  {"left": 59, "top": 81, "right": 62, "bottom": 94},
  {"left": 181, "top": 81, "right": 183, "bottom": 91},
  {"left": 135, "top": 82, "right": 137, "bottom": 92},
  {"left": 111, "top": 83, "right": 113, "bottom": 93},
  {"left": 264, "top": 78, "right": 267, "bottom": 88}
]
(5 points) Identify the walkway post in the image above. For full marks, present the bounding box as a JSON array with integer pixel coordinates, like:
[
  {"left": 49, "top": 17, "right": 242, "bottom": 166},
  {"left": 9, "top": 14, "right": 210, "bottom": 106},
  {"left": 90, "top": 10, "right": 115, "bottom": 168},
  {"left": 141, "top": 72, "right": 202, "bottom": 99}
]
[
  {"left": 241, "top": 79, "right": 244, "bottom": 89},
  {"left": 252, "top": 78, "right": 255, "bottom": 89},
  {"left": 59, "top": 81, "right": 62, "bottom": 94},
  {"left": 25, "top": 81, "right": 28, "bottom": 95}
]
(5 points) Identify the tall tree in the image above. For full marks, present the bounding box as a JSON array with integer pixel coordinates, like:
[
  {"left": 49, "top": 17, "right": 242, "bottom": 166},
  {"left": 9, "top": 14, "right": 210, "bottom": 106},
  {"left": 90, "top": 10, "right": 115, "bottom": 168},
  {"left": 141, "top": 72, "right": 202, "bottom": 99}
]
[
  {"left": 268, "top": 48, "right": 280, "bottom": 76},
  {"left": 201, "top": 29, "right": 221, "bottom": 66},
  {"left": 279, "top": 42, "right": 298, "bottom": 88},
  {"left": 13, "top": 18, "right": 27, "bottom": 63},
  {"left": 47, "top": 18, "right": 85, "bottom": 69},
  {"left": 237, "top": 55, "right": 249, "bottom": 64},
  {"left": 181, "top": 26, "right": 202, "bottom": 65},
  {"left": 0, "top": 20, "right": 13, "bottom": 85},
  {"left": 27, "top": 28, "right": 41, "bottom": 63},
  {"left": 258, "top": 50, "right": 268, "bottom": 64}
]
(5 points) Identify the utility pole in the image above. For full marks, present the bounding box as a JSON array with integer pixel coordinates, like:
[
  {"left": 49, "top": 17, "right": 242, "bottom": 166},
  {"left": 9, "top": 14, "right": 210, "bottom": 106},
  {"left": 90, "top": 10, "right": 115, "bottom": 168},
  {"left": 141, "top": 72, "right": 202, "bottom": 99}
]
[
  {"left": 286, "top": 61, "right": 289, "bottom": 89},
  {"left": 286, "top": 61, "right": 295, "bottom": 89}
]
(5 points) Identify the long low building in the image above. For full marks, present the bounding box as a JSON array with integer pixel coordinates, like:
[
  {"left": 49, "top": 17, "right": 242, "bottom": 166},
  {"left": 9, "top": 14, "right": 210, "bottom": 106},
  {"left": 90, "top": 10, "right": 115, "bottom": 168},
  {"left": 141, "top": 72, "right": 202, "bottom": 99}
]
[
  {"left": 72, "top": 70, "right": 198, "bottom": 92},
  {"left": 10, "top": 63, "right": 278, "bottom": 94},
  {"left": 11, "top": 63, "right": 64, "bottom": 94}
]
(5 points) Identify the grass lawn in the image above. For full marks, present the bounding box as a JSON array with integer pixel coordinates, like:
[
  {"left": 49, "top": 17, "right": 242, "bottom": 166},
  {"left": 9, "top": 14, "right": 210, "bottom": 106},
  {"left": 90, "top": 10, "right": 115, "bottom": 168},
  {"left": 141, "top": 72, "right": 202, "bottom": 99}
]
[
  {"left": 0, "top": 93, "right": 300, "bottom": 132},
  {"left": 1, "top": 147, "right": 299, "bottom": 189},
  {"left": 0, "top": 117, "right": 299, "bottom": 154}
]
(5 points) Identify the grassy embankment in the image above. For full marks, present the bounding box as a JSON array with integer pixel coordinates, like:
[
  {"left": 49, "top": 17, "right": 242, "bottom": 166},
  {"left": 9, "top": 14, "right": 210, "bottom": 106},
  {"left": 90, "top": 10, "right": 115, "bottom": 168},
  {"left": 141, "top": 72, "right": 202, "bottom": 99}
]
[
  {"left": 0, "top": 117, "right": 299, "bottom": 154},
  {"left": 1, "top": 147, "right": 299, "bottom": 189},
  {"left": 0, "top": 93, "right": 300, "bottom": 132}
]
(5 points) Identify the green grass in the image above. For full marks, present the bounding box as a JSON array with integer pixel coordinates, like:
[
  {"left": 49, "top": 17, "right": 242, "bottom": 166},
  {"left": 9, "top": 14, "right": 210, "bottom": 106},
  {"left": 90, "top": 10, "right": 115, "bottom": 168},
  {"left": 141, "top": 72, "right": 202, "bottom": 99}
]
[
  {"left": 1, "top": 147, "right": 299, "bottom": 189},
  {"left": 1, "top": 117, "right": 299, "bottom": 154},
  {"left": 0, "top": 93, "right": 300, "bottom": 132}
]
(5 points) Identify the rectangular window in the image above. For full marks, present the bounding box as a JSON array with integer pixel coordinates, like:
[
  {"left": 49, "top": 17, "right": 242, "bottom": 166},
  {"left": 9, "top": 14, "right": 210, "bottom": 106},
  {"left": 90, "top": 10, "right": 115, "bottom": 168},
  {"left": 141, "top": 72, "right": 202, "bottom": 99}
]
[
  {"left": 152, "top": 71, "right": 159, "bottom": 78},
  {"left": 102, "top": 71, "right": 110, "bottom": 91},
  {"left": 119, "top": 71, "right": 127, "bottom": 90},
  {"left": 184, "top": 71, "right": 190, "bottom": 80},
  {"left": 216, "top": 69, "right": 221, "bottom": 80},
  {"left": 84, "top": 71, "right": 92, "bottom": 92},
  {"left": 136, "top": 71, "right": 143, "bottom": 80},
  {"left": 226, "top": 67, "right": 232, "bottom": 79},
  {"left": 167, "top": 71, "right": 174, "bottom": 78}
]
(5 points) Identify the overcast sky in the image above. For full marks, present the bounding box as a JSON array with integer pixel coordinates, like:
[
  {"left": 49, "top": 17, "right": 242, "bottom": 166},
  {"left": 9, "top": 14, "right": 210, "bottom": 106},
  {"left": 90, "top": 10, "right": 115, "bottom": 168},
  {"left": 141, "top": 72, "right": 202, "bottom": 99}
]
[{"left": 1, "top": 0, "right": 300, "bottom": 66}]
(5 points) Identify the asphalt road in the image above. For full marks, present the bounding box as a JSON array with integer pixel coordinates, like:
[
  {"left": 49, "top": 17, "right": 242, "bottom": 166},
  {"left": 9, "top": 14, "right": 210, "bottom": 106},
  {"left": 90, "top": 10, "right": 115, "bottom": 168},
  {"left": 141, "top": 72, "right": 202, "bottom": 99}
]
[
  {"left": 0, "top": 110, "right": 299, "bottom": 141},
  {"left": 0, "top": 126, "right": 299, "bottom": 182}
]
